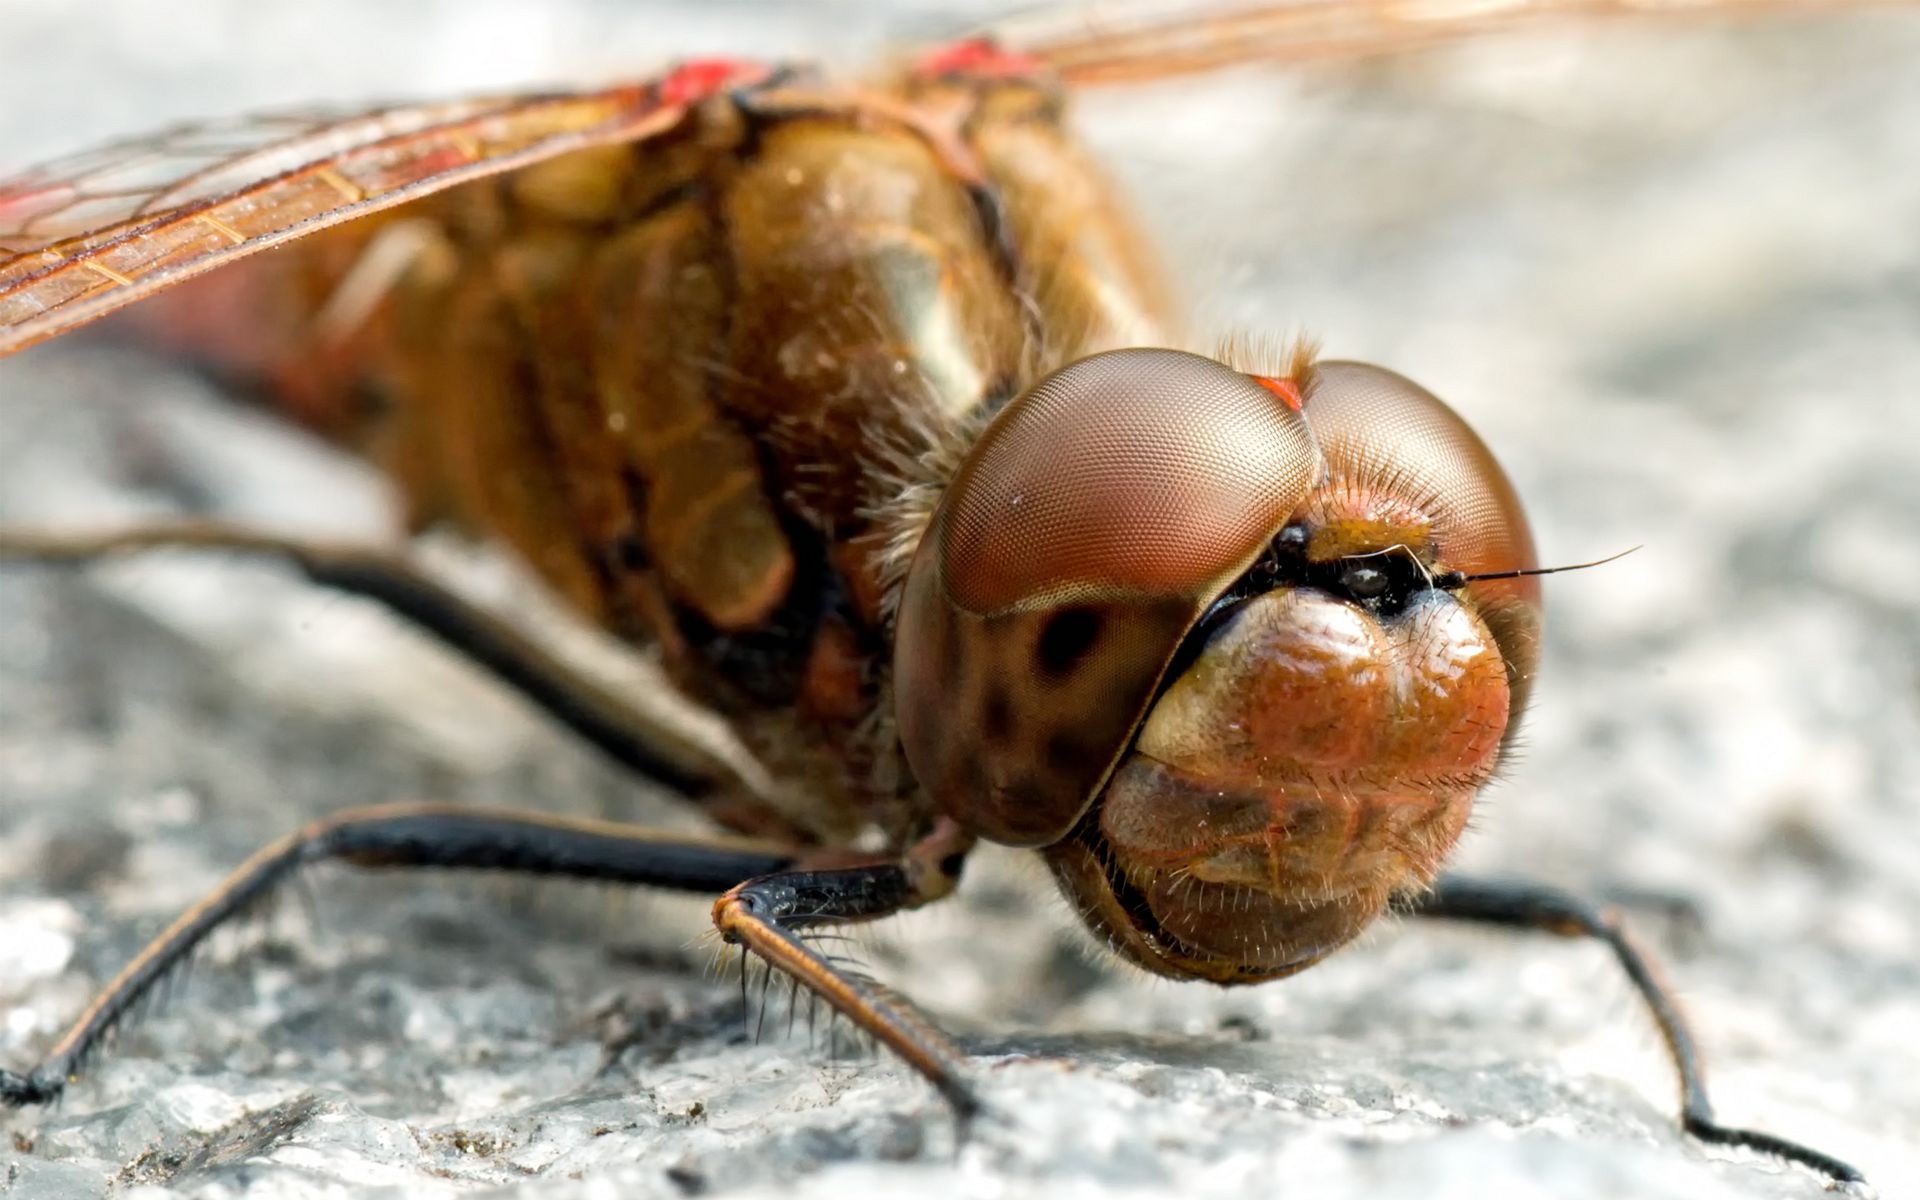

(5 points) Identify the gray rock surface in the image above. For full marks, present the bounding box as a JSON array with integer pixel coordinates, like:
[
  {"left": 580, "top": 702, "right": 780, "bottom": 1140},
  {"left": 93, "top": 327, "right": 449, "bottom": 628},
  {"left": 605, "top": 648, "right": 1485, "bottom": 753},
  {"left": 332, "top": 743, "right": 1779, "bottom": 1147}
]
[{"left": 1, "top": 3, "right": 1916, "bottom": 1197}]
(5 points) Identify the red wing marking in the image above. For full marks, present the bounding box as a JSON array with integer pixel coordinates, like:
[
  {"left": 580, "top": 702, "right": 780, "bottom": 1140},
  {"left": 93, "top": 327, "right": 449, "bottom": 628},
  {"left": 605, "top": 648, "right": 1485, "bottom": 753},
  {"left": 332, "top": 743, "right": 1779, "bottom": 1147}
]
[
  {"left": 660, "top": 58, "right": 767, "bottom": 105},
  {"left": 912, "top": 36, "right": 1047, "bottom": 81}
]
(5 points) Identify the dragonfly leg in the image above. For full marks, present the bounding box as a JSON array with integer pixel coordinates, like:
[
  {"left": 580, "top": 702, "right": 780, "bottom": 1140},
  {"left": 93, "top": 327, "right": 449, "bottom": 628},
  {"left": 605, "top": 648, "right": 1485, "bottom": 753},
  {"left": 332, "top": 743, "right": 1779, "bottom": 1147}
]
[
  {"left": 712, "top": 819, "right": 978, "bottom": 1115},
  {"left": 0, "top": 803, "right": 795, "bottom": 1109},
  {"left": 1407, "top": 874, "right": 1864, "bottom": 1185},
  {"left": 0, "top": 522, "right": 727, "bottom": 797}
]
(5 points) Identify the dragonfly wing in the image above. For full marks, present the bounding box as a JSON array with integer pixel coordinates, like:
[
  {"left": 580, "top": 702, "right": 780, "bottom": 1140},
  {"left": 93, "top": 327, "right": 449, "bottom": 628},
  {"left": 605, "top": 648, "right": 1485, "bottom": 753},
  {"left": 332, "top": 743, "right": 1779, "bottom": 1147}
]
[{"left": 0, "top": 62, "right": 771, "bottom": 356}]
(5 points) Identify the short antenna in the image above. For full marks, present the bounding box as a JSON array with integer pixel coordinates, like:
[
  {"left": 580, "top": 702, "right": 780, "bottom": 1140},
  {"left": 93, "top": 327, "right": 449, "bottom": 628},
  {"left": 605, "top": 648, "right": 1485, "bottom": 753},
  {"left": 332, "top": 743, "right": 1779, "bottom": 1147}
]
[{"left": 1437, "top": 546, "right": 1641, "bottom": 588}]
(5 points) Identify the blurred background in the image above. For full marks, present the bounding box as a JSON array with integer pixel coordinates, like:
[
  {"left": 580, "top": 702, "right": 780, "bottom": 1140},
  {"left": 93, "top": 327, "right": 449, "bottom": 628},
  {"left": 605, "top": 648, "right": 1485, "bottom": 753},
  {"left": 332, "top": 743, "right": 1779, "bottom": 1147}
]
[{"left": 0, "top": 2, "right": 1916, "bottom": 1197}]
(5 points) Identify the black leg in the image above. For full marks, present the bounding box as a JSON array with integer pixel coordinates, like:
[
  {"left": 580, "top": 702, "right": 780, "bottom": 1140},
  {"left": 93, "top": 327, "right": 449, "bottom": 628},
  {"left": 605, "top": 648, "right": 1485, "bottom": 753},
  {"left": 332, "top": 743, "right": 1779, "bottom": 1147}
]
[
  {"left": 1408, "top": 874, "right": 1863, "bottom": 1184},
  {"left": 711, "top": 821, "right": 978, "bottom": 1116},
  {"left": 0, "top": 523, "right": 728, "bottom": 798},
  {"left": 0, "top": 803, "right": 796, "bottom": 1108}
]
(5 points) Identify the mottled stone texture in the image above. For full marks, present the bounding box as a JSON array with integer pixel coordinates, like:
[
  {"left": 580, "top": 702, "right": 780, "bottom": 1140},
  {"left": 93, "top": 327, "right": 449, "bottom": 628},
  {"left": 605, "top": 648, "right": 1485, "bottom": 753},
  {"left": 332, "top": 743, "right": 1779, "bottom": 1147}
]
[{"left": 1, "top": 4, "right": 1916, "bottom": 1198}]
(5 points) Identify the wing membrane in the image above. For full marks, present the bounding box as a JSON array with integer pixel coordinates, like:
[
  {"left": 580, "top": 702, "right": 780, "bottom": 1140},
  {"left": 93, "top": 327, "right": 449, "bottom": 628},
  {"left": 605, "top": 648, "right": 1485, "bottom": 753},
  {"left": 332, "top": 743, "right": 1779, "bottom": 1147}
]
[
  {"left": 0, "top": 65, "right": 769, "bottom": 357},
  {"left": 998, "top": 0, "right": 1894, "bottom": 85}
]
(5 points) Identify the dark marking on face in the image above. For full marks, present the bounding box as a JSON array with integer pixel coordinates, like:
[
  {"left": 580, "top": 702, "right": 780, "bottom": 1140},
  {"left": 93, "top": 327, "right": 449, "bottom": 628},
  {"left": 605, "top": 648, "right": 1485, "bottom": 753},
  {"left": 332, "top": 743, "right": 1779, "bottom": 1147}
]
[{"left": 1035, "top": 606, "right": 1103, "bottom": 680}]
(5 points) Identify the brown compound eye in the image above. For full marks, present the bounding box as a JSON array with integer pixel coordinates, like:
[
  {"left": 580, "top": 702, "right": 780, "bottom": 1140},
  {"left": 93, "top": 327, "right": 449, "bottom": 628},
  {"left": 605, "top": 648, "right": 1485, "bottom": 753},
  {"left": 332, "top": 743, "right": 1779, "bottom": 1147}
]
[{"left": 893, "top": 348, "right": 1319, "bottom": 847}]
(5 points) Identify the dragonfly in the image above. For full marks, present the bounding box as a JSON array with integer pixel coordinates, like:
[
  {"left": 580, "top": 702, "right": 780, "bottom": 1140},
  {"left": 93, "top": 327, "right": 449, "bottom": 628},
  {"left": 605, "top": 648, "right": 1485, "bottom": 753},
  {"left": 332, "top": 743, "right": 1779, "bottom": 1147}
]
[{"left": 0, "top": 0, "right": 1898, "bottom": 1187}]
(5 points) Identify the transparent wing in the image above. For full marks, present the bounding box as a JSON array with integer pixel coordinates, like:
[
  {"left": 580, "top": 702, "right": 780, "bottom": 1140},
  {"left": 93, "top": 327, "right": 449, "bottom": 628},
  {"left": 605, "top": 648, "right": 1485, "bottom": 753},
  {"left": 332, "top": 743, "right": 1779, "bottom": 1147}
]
[
  {"left": 0, "top": 62, "right": 769, "bottom": 357},
  {"left": 995, "top": 0, "right": 1887, "bottom": 85}
]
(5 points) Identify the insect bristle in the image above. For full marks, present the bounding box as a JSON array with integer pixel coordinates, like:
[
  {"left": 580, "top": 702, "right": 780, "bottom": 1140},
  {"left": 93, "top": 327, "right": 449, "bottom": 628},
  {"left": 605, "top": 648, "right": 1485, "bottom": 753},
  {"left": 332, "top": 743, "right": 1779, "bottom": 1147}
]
[
  {"left": 1212, "top": 329, "right": 1321, "bottom": 391},
  {"left": 693, "top": 930, "right": 733, "bottom": 982}
]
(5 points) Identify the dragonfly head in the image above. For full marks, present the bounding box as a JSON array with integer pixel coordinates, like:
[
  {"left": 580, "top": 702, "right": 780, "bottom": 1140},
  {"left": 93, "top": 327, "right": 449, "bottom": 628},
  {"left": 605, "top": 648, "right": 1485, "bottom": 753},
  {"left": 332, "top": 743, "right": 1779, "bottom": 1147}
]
[{"left": 894, "top": 348, "right": 1540, "bottom": 981}]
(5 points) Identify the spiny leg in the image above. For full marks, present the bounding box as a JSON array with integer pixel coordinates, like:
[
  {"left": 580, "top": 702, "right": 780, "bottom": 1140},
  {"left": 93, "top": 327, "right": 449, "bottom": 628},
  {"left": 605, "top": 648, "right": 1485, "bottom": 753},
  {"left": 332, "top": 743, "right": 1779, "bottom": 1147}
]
[
  {"left": 0, "top": 523, "right": 728, "bottom": 798},
  {"left": 711, "top": 820, "right": 978, "bottom": 1116},
  {"left": 1408, "top": 874, "right": 1864, "bottom": 1185},
  {"left": 0, "top": 803, "right": 795, "bottom": 1108}
]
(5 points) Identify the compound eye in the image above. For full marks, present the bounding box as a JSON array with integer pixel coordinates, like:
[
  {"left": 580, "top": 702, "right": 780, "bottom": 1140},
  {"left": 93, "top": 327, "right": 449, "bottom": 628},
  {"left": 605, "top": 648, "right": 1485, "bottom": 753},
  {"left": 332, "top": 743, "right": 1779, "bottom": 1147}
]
[
  {"left": 938, "top": 349, "right": 1319, "bottom": 614},
  {"left": 894, "top": 348, "right": 1320, "bottom": 847}
]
